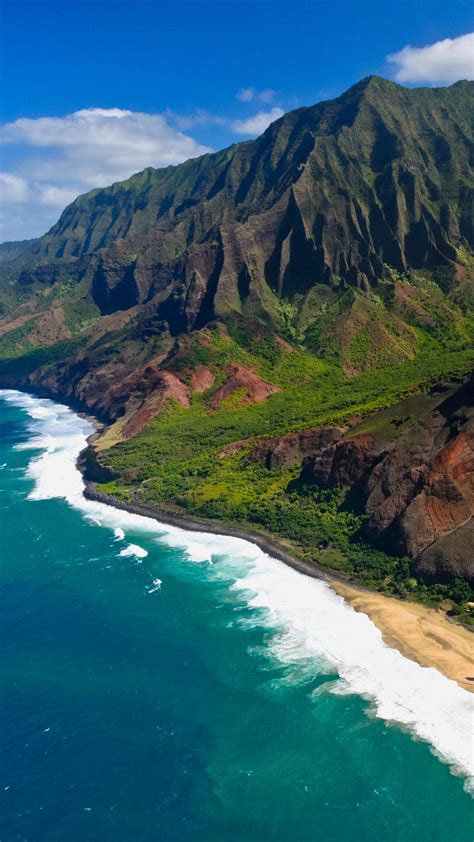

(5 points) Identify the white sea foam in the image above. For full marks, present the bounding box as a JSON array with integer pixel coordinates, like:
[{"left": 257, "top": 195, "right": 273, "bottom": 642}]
[
  {"left": 1, "top": 388, "right": 473, "bottom": 790},
  {"left": 119, "top": 543, "right": 148, "bottom": 559},
  {"left": 148, "top": 578, "right": 162, "bottom": 594}
]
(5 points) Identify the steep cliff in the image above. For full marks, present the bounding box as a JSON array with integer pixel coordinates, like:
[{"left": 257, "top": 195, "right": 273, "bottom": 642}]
[{"left": 301, "top": 376, "right": 474, "bottom": 581}]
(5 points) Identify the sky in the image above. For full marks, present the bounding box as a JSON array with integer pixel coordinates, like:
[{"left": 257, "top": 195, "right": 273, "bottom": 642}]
[{"left": 0, "top": 0, "right": 473, "bottom": 243}]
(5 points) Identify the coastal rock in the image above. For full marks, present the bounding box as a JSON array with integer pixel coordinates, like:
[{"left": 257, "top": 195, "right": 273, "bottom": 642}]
[
  {"left": 416, "top": 520, "right": 474, "bottom": 581},
  {"left": 297, "top": 375, "right": 474, "bottom": 581}
]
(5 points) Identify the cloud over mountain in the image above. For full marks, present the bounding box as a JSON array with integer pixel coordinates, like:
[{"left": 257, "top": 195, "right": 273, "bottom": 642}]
[
  {"left": 0, "top": 102, "right": 288, "bottom": 242},
  {"left": 0, "top": 108, "right": 212, "bottom": 241},
  {"left": 231, "top": 107, "right": 284, "bottom": 135},
  {"left": 388, "top": 33, "right": 474, "bottom": 84}
]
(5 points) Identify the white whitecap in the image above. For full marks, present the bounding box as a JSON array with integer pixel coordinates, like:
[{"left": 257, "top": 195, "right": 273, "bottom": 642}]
[
  {"left": 147, "top": 578, "right": 162, "bottom": 593},
  {"left": 119, "top": 543, "right": 148, "bottom": 559},
  {"left": 114, "top": 527, "right": 125, "bottom": 541}
]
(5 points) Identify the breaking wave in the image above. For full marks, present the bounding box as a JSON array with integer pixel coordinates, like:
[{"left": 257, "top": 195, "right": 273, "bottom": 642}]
[{"left": 119, "top": 543, "right": 148, "bottom": 559}]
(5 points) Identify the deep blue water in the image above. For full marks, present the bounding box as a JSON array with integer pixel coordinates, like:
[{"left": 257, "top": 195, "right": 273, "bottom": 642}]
[{"left": 0, "top": 392, "right": 472, "bottom": 841}]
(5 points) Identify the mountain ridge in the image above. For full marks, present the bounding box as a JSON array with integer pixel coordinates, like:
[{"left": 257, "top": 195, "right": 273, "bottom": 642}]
[{"left": 17, "top": 74, "right": 472, "bottom": 254}]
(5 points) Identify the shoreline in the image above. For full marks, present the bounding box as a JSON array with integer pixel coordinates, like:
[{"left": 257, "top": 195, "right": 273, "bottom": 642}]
[
  {"left": 82, "top": 482, "right": 340, "bottom": 584},
  {"left": 3, "top": 388, "right": 472, "bottom": 693},
  {"left": 83, "top": 479, "right": 474, "bottom": 693},
  {"left": 330, "top": 582, "right": 474, "bottom": 692}
]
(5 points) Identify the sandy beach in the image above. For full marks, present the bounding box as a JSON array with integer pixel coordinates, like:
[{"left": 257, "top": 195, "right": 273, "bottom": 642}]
[{"left": 331, "top": 581, "right": 474, "bottom": 692}]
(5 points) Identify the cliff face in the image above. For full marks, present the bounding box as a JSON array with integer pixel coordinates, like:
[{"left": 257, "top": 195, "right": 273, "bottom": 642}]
[
  {"left": 300, "top": 376, "right": 474, "bottom": 581},
  {"left": 364, "top": 378, "right": 473, "bottom": 563},
  {"left": 245, "top": 427, "right": 345, "bottom": 469}
]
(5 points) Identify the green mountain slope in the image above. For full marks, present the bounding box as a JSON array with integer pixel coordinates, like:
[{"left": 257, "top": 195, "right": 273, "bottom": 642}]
[{"left": 0, "top": 76, "right": 473, "bottom": 606}]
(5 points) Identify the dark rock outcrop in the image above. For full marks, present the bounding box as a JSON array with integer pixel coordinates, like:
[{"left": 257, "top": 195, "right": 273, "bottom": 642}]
[
  {"left": 363, "top": 376, "right": 473, "bottom": 569},
  {"left": 246, "top": 427, "right": 344, "bottom": 470},
  {"left": 301, "top": 433, "right": 376, "bottom": 489}
]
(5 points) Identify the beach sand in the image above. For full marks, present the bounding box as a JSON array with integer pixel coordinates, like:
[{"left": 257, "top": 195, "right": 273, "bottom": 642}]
[{"left": 330, "top": 581, "right": 474, "bottom": 692}]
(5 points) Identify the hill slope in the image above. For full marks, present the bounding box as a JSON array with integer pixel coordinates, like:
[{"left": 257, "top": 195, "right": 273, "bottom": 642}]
[{"left": 0, "top": 76, "right": 473, "bottom": 604}]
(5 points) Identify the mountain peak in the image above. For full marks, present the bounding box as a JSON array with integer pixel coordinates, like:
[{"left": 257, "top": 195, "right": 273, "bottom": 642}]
[
  {"left": 346, "top": 74, "right": 398, "bottom": 91},
  {"left": 337, "top": 75, "right": 401, "bottom": 102}
]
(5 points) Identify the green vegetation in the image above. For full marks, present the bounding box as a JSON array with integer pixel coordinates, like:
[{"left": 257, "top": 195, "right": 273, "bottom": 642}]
[
  {"left": 96, "top": 321, "right": 474, "bottom": 607},
  {"left": 0, "top": 319, "right": 36, "bottom": 358},
  {"left": 348, "top": 328, "right": 371, "bottom": 368},
  {"left": 0, "top": 335, "right": 88, "bottom": 379}
]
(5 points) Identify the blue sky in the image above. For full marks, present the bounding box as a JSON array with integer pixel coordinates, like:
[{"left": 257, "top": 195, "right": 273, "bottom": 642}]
[{"left": 0, "top": 0, "right": 473, "bottom": 241}]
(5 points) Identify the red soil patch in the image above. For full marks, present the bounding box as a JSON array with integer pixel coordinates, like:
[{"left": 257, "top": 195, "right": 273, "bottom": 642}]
[
  {"left": 209, "top": 364, "right": 280, "bottom": 408},
  {"left": 0, "top": 313, "right": 33, "bottom": 337},
  {"left": 120, "top": 371, "right": 190, "bottom": 438},
  {"left": 275, "top": 336, "right": 294, "bottom": 353},
  {"left": 426, "top": 428, "right": 474, "bottom": 535},
  {"left": 190, "top": 366, "right": 215, "bottom": 393}
]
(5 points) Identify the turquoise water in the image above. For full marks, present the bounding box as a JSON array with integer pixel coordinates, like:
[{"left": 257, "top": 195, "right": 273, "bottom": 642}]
[{"left": 0, "top": 392, "right": 473, "bottom": 841}]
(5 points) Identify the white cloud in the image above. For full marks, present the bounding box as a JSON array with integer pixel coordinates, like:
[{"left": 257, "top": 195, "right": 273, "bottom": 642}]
[
  {"left": 168, "top": 105, "right": 284, "bottom": 135},
  {"left": 236, "top": 87, "right": 256, "bottom": 102},
  {"left": 0, "top": 172, "right": 30, "bottom": 203},
  {"left": 0, "top": 108, "right": 212, "bottom": 241},
  {"left": 1, "top": 108, "right": 211, "bottom": 183},
  {"left": 236, "top": 87, "right": 277, "bottom": 103},
  {"left": 231, "top": 107, "right": 284, "bottom": 135},
  {"left": 387, "top": 32, "right": 474, "bottom": 84},
  {"left": 258, "top": 89, "right": 277, "bottom": 103},
  {"left": 37, "top": 185, "right": 82, "bottom": 207}
]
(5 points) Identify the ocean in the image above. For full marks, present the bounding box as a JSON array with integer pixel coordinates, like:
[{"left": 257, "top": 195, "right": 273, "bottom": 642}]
[{"left": 1, "top": 389, "right": 473, "bottom": 841}]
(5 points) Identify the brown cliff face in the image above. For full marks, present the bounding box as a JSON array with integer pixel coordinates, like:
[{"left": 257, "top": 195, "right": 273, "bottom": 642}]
[
  {"left": 298, "top": 376, "right": 474, "bottom": 580},
  {"left": 301, "top": 433, "right": 377, "bottom": 489},
  {"left": 117, "top": 370, "right": 191, "bottom": 439},
  {"left": 245, "top": 427, "right": 345, "bottom": 470},
  {"left": 213, "top": 375, "right": 473, "bottom": 581},
  {"left": 364, "top": 378, "right": 474, "bottom": 576}
]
